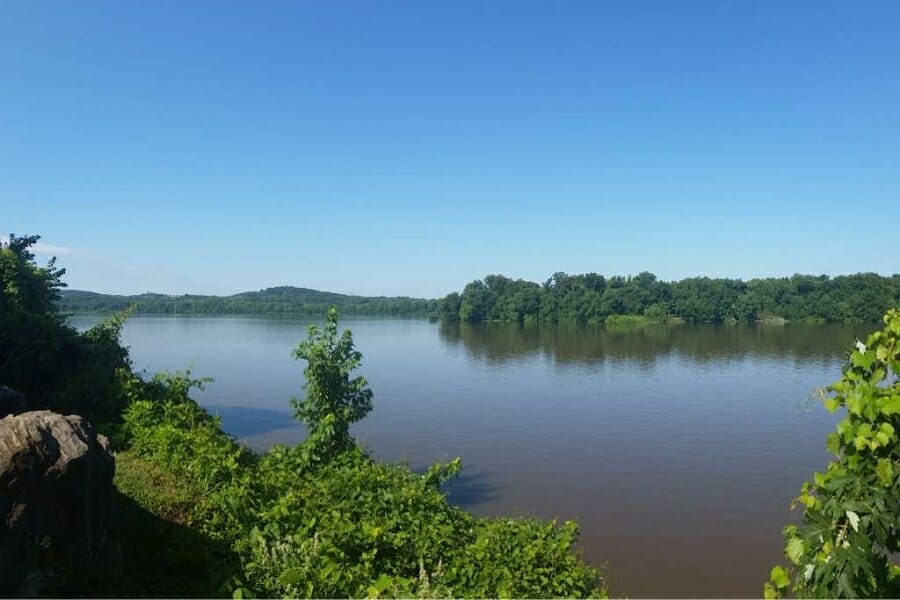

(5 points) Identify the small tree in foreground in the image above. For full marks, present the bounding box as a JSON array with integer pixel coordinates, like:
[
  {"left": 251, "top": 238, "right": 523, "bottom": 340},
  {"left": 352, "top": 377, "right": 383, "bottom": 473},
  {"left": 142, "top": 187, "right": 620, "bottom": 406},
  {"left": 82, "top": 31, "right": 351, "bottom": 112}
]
[
  {"left": 291, "top": 307, "right": 373, "bottom": 463},
  {"left": 767, "top": 309, "right": 900, "bottom": 598}
]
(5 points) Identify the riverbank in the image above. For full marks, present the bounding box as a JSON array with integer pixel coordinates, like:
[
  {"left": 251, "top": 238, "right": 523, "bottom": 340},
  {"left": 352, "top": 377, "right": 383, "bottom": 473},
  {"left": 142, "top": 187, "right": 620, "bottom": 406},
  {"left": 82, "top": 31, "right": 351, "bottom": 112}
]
[{"left": 103, "top": 366, "right": 606, "bottom": 598}]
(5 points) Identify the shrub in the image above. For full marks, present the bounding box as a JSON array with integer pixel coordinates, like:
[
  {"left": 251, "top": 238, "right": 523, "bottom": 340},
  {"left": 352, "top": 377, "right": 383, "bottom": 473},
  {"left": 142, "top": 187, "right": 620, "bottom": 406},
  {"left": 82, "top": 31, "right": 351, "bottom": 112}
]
[
  {"left": 290, "top": 307, "right": 373, "bottom": 464},
  {"left": 122, "top": 371, "right": 253, "bottom": 496},
  {"left": 766, "top": 309, "right": 900, "bottom": 598}
]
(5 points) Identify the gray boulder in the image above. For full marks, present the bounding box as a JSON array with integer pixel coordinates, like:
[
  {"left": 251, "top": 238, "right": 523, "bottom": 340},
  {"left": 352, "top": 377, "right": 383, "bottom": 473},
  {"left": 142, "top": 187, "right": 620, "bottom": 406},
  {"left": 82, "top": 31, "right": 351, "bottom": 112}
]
[
  {"left": 0, "top": 410, "right": 121, "bottom": 596},
  {"left": 0, "top": 386, "right": 27, "bottom": 418}
]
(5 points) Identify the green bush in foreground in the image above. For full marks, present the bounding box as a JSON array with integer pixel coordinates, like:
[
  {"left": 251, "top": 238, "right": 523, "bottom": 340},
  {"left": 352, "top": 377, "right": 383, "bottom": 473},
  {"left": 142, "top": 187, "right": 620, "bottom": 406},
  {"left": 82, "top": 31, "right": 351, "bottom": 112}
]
[
  {"left": 290, "top": 308, "right": 374, "bottom": 464},
  {"left": 766, "top": 309, "right": 900, "bottom": 598},
  {"left": 122, "top": 310, "right": 604, "bottom": 598}
]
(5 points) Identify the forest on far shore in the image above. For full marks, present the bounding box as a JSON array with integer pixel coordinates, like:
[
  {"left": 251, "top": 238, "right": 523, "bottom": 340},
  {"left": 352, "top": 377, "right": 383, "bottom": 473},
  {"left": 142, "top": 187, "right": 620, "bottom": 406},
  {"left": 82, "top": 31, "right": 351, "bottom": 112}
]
[
  {"left": 438, "top": 272, "right": 900, "bottom": 325},
  {"left": 58, "top": 287, "right": 437, "bottom": 317},
  {"left": 57, "top": 271, "right": 900, "bottom": 325}
]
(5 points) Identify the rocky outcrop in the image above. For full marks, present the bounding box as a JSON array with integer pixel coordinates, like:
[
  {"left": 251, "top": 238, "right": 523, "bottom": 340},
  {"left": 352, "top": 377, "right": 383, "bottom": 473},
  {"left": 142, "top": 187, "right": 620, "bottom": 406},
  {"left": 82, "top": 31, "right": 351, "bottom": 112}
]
[
  {"left": 0, "top": 411, "right": 121, "bottom": 596},
  {"left": 0, "top": 386, "right": 27, "bottom": 418}
]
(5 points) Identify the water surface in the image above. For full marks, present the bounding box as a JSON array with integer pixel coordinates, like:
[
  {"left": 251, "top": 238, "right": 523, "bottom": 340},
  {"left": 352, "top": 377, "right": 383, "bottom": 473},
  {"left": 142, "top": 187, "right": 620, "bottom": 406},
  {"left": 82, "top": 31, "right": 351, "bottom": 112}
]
[{"left": 70, "top": 315, "right": 868, "bottom": 597}]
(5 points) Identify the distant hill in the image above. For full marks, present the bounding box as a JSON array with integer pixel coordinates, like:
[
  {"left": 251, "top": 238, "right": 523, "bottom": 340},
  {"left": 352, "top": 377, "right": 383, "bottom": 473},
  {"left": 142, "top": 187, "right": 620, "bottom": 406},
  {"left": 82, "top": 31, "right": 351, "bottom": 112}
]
[{"left": 58, "top": 286, "right": 438, "bottom": 317}]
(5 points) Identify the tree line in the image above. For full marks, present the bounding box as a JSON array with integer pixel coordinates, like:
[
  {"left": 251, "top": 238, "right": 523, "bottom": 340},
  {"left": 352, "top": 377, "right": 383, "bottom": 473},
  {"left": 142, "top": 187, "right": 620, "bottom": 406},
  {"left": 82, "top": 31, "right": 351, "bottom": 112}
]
[
  {"left": 439, "top": 272, "right": 900, "bottom": 324},
  {"left": 59, "top": 287, "right": 437, "bottom": 317},
  {"left": 53, "top": 268, "right": 900, "bottom": 325}
]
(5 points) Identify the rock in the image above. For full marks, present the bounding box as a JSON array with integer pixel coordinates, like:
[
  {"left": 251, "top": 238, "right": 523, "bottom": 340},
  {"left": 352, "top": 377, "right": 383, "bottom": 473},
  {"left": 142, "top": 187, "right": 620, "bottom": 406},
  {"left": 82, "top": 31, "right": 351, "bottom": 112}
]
[
  {"left": 0, "top": 386, "right": 27, "bottom": 418},
  {"left": 0, "top": 411, "right": 121, "bottom": 596}
]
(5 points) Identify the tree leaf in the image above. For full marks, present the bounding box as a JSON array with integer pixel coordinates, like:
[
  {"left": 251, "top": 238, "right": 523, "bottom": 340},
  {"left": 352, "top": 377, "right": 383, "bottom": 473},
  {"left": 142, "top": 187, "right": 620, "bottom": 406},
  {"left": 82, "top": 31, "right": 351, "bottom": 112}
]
[{"left": 279, "top": 568, "right": 306, "bottom": 586}]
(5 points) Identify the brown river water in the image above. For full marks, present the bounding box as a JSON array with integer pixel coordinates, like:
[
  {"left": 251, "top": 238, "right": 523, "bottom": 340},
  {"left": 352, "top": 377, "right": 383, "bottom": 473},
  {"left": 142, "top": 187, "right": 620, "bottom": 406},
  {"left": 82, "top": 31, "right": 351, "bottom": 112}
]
[{"left": 72, "top": 315, "right": 871, "bottom": 597}]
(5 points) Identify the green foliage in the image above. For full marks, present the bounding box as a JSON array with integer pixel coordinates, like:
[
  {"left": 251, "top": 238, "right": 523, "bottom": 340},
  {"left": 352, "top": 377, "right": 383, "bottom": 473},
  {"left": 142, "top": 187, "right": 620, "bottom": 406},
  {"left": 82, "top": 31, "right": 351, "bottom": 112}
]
[
  {"left": 604, "top": 314, "right": 657, "bottom": 327},
  {"left": 123, "top": 371, "right": 253, "bottom": 495},
  {"left": 290, "top": 307, "right": 374, "bottom": 463},
  {"left": 55, "top": 264, "right": 900, "bottom": 324},
  {"left": 449, "top": 518, "right": 602, "bottom": 599},
  {"left": 0, "top": 234, "right": 67, "bottom": 315},
  {"left": 437, "top": 292, "right": 462, "bottom": 322},
  {"left": 441, "top": 271, "right": 900, "bottom": 325},
  {"left": 642, "top": 301, "right": 669, "bottom": 321},
  {"left": 0, "top": 234, "right": 132, "bottom": 423},
  {"left": 767, "top": 309, "right": 900, "bottom": 598},
  {"left": 58, "top": 286, "right": 437, "bottom": 317},
  {"left": 240, "top": 448, "right": 601, "bottom": 598},
  {"left": 422, "top": 457, "right": 462, "bottom": 489},
  {"left": 240, "top": 450, "right": 470, "bottom": 598}
]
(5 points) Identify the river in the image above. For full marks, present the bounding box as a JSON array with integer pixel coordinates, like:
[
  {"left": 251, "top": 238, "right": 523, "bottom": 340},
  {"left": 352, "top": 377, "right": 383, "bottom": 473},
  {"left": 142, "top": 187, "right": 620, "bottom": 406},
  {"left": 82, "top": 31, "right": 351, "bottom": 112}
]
[{"left": 70, "top": 315, "right": 869, "bottom": 597}]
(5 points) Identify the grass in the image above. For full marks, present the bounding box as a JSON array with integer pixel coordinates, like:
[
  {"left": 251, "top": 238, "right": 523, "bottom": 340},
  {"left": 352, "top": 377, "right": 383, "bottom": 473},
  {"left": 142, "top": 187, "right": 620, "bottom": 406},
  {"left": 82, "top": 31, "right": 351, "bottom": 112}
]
[
  {"left": 604, "top": 314, "right": 657, "bottom": 327},
  {"left": 603, "top": 314, "right": 685, "bottom": 327},
  {"left": 87, "top": 451, "right": 237, "bottom": 598},
  {"left": 114, "top": 451, "right": 196, "bottom": 521}
]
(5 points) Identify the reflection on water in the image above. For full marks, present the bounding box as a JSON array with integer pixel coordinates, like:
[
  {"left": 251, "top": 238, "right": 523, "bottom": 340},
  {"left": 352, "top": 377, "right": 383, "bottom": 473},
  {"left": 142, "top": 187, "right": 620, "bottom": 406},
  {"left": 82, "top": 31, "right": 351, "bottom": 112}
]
[
  {"left": 70, "top": 316, "right": 873, "bottom": 598},
  {"left": 438, "top": 321, "right": 867, "bottom": 368}
]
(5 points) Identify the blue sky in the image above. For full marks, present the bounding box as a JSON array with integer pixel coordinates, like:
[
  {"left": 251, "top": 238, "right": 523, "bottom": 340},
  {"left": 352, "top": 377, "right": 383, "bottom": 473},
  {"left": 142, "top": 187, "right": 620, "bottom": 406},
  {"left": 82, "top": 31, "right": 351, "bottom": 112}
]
[{"left": 2, "top": 1, "right": 898, "bottom": 297}]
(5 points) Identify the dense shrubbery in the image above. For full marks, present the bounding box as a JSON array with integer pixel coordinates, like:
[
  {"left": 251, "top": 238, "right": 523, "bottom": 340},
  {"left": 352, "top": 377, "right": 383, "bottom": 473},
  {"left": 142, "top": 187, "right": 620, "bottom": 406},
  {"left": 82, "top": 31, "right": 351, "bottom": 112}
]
[
  {"left": 122, "top": 371, "right": 254, "bottom": 495},
  {"left": 440, "top": 272, "right": 900, "bottom": 325},
  {"left": 120, "top": 310, "right": 604, "bottom": 598},
  {"left": 767, "top": 309, "right": 900, "bottom": 598}
]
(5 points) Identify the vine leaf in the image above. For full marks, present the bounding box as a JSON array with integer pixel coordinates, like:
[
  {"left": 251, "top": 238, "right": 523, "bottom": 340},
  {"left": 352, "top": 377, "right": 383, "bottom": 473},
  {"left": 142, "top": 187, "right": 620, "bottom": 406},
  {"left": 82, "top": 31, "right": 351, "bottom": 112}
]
[
  {"left": 786, "top": 538, "right": 804, "bottom": 565},
  {"left": 846, "top": 510, "right": 860, "bottom": 532}
]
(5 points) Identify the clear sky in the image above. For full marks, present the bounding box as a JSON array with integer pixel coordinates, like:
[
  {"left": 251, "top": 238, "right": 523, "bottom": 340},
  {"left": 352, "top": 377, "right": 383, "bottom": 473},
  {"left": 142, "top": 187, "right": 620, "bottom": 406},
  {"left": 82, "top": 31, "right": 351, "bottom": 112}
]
[{"left": 2, "top": 1, "right": 898, "bottom": 298}]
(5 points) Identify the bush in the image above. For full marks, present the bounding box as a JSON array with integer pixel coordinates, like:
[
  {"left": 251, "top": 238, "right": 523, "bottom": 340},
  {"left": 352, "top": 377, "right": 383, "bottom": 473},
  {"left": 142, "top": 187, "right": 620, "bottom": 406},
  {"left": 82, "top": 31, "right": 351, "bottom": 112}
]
[
  {"left": 642, "top": 302, "right": 669, "bottom": 321},
  {"left": 290, "top": 307, "right": 373, "bottom": 464},
  {"left": 122, "top": 371, "right": 253, "bottom": 495},
  {"left": 240, "top": 449, "right": 467, "bottom": 598},
  {"left": 450, "top": 517, "right": 601, "bottom": 598}
]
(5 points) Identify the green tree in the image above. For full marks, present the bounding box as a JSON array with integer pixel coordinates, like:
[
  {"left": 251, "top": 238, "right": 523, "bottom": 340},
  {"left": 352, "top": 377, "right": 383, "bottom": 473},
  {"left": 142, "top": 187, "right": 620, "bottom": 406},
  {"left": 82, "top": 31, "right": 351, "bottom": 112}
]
[
  {"left": 0, "top": 234, "right": 66, "bottom": 316},
  {"left": 459, "top": 279, "right": 491, "bottom": 322},
  {"left": 766, "top": 309, "right": 900, "bottom": 598},
  {"left": 291, "top": 307, "right": 374, "bottom": 463},
  {"left": 0, "top": 233, "right": 133, "bottom": 423},
  {"left": 438, "top": 291, "right": 462, "bottom": 322}
]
